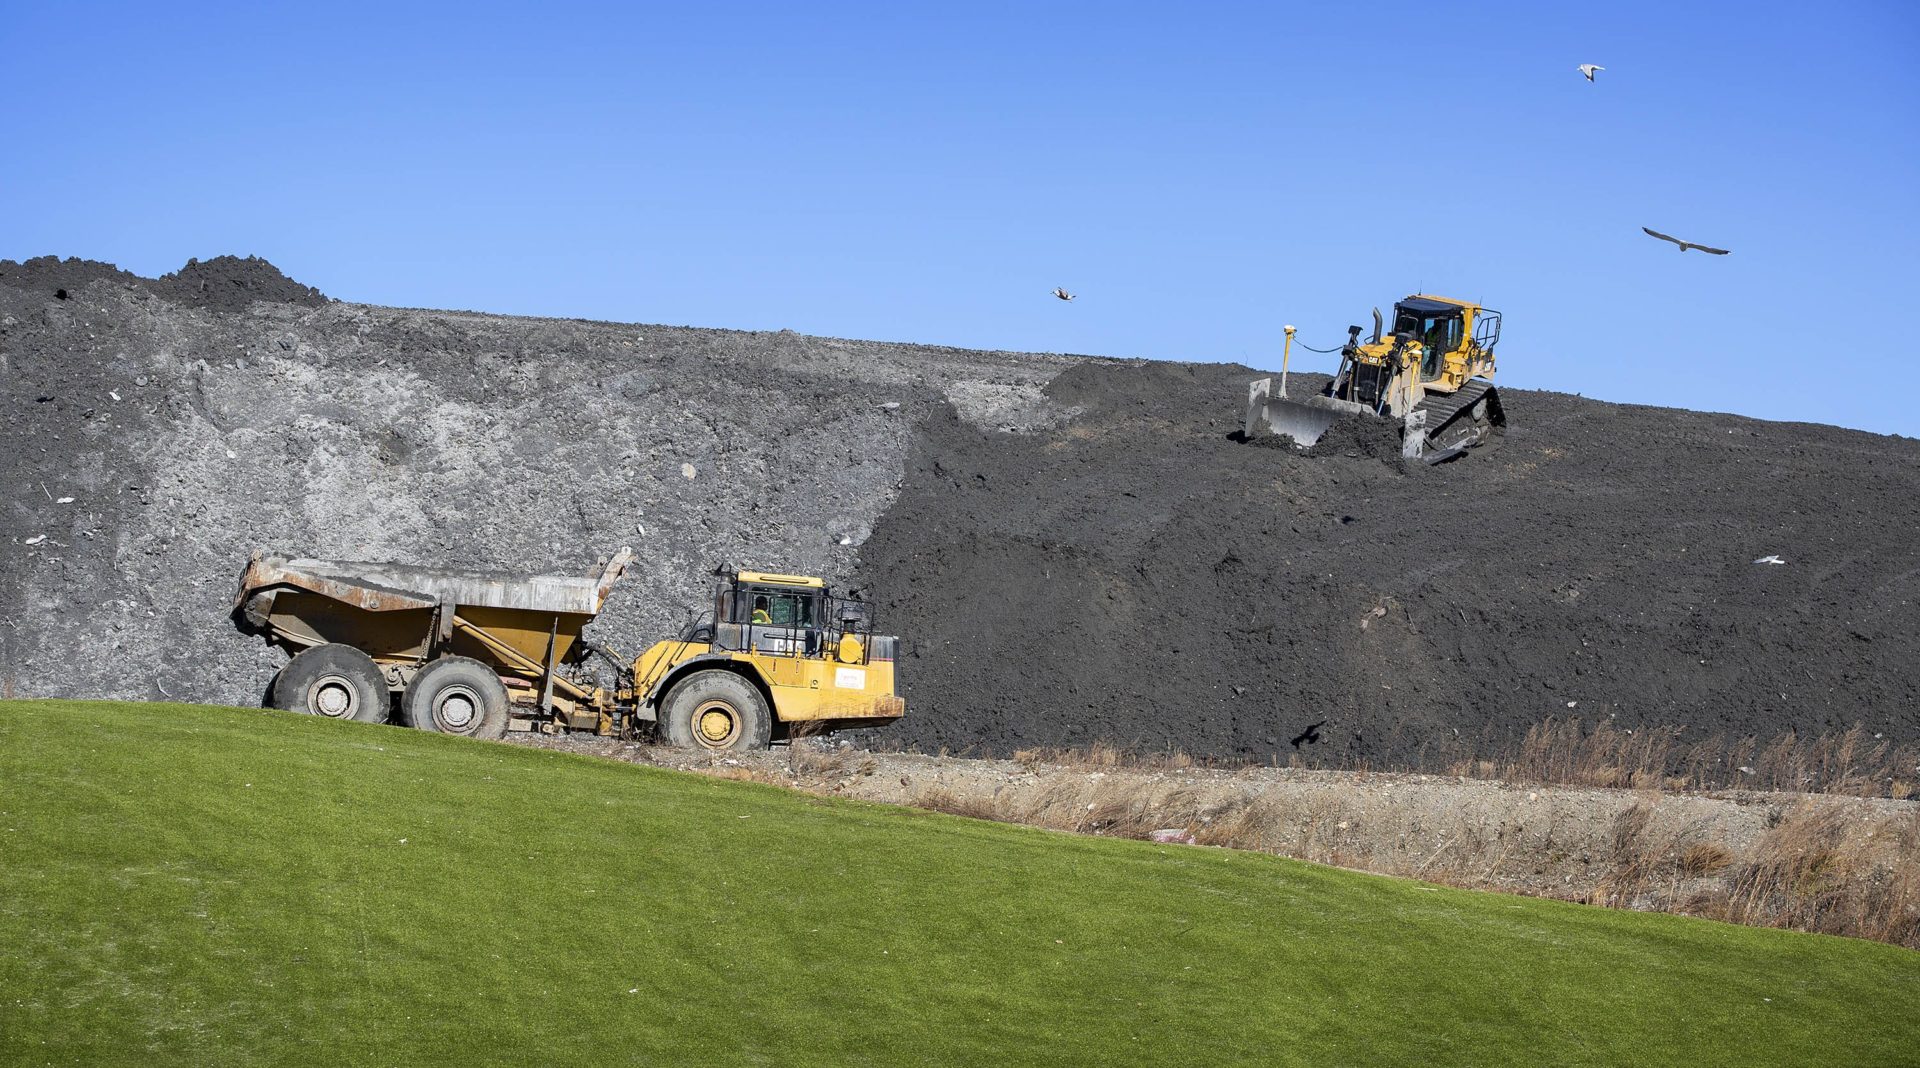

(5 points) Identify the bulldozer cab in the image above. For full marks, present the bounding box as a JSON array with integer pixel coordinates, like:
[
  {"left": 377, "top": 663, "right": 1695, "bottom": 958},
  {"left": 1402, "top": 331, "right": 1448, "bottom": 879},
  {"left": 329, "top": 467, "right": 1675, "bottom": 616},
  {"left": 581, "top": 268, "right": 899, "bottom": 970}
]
[
  {"left": 1393, "top": 299, "right": 1464, "bottom": 378},
  {"left": 1387, "top": 296, "right": 1500, "bottom": 386}
]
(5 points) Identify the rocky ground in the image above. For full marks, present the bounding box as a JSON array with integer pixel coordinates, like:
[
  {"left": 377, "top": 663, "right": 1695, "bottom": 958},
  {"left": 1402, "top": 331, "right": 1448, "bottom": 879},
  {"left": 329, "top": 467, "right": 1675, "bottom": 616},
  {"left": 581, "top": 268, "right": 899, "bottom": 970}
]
[{"left": 4, "top": 255, "right": 1917, "bottom": 768}]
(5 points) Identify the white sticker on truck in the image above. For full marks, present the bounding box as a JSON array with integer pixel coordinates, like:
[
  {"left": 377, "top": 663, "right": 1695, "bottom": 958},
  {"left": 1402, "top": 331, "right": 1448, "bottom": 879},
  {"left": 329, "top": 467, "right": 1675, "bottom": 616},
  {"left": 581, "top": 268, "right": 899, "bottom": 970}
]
[{"left": 834, "top": 667, "right": 866, "bottom": 690}]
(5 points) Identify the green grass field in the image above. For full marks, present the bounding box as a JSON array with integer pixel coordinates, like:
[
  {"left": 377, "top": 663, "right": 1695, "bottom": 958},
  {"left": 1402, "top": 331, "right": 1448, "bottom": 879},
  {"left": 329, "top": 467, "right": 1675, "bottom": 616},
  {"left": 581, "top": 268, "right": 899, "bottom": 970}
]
[{"left": 3, "top": 700, "right": 1916, "bottom": 1067}]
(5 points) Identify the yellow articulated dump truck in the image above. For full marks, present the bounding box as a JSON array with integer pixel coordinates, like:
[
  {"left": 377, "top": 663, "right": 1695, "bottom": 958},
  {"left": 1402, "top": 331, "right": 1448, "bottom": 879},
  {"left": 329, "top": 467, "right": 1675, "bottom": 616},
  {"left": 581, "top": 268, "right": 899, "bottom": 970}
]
[{"left": 231, "top": 548, "right": 905, "bottom": 750}]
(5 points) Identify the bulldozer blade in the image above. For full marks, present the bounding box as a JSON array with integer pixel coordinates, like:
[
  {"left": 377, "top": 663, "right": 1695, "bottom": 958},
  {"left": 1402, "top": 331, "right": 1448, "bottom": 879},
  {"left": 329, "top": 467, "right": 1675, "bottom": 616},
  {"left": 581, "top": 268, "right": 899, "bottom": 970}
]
[{"left": 1244, "top": 378, "right": 1372, "bottom": 446}]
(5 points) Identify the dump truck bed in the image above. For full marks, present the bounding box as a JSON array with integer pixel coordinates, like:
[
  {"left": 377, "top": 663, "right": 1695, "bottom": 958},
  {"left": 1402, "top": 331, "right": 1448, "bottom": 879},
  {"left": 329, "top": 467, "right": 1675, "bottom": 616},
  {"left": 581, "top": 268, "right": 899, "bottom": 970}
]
[
  {"left": 251, "top": 557, "right": 619, "bottom": 615},
  {"left": 234, "top": 549, "right": 632, "bottom": 691}
]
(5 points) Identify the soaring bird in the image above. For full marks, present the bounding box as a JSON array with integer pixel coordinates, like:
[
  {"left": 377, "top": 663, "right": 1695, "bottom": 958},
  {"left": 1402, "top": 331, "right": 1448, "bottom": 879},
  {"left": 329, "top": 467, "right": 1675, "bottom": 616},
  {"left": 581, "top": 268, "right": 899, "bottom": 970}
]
[
  {"left": 1642, "top": 227, "right": 1731, "bottom": 255},
  {"left": 1289, "top": 720, "right": 1326, "bottom": 750},
  {"left": 1052, "top": 287, "right": 1075, "bottom": 302},
  {"left": 1578, "top": 63, "right": 1604, "bottom": 82}
]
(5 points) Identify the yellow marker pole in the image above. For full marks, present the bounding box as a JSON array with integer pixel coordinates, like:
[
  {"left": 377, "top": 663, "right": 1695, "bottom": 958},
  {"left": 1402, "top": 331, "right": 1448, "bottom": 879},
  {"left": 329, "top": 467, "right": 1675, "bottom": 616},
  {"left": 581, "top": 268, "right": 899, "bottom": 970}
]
[{"left": 1279, "top": 324, "right": 1296, "bottom": 397}]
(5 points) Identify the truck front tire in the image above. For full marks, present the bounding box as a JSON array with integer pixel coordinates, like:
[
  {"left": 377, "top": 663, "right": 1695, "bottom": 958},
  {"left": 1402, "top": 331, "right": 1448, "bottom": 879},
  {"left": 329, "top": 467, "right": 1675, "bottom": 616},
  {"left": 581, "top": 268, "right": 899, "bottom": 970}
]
[
  {"left": 657, "top": 670, "right": 772, "bottom": 751},
  {"left": 270, "top": 643, "right": 390, "bottom": 724},
  {"left": 402, "top": 657, "right": 510, "bottom": 740}
]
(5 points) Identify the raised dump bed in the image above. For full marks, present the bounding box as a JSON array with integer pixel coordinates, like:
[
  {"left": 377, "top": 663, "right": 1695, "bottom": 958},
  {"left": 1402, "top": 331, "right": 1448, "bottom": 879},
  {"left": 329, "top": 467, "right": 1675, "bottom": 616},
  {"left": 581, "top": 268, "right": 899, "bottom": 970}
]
[
  {"left": 232, "top": 549, "right": 906, "bottom": 749},
  {"left": 235, "top": 549, "right": 635, "bottom": 737}
]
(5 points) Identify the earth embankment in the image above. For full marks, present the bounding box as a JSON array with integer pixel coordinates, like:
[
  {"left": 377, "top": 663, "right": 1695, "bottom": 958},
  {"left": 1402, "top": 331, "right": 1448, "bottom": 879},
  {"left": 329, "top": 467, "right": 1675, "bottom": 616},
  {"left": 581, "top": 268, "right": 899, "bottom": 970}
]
[{"left": 3, "top": 257, "right": 1915, "bottom": 765}]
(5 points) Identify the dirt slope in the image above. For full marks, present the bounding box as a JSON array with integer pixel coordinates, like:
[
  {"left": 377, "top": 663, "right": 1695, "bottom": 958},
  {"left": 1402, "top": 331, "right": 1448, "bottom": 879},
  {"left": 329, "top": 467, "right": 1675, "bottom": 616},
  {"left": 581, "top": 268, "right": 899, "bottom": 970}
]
[
  {"left": 3, "top": 256, "right": 1916, "bottom": 765},
  {"left": 865, "top": 360, "right": 1920, "bottom": 762},
  {"left": 0, "top": 257, "right": 1070, "bottom": 705}
]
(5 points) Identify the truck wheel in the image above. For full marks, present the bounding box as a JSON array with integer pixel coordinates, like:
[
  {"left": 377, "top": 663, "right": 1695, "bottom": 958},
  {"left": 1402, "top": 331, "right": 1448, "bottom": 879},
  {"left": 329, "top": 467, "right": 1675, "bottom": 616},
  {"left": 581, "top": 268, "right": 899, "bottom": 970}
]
[
  {"left": 402, "top": 657, "right": 510, "bottom": 740},
  {"left": 657, "top": 670, "right": 772, "bottom": 751},
  {"left": 270, "top": 643, "right": 389, "bottom": 724}
]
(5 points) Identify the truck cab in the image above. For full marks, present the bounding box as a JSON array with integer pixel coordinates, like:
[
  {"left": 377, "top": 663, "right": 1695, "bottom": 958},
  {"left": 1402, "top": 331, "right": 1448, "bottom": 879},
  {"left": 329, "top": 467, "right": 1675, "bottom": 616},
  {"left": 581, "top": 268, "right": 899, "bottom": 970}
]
[{"left": 631, "top": 569, "right": 905, "bottom": 749}]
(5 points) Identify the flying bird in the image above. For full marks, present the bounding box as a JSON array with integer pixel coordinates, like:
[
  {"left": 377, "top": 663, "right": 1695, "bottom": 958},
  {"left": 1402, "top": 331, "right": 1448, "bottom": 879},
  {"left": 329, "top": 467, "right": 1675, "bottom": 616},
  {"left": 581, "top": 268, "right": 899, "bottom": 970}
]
[
  {"left": 1578, "top": 64, "right": 1604, "bottom": 82},
  {"left": 1753, "top": 554, "right": 1787, "bottom": 565},
  {"left": 1289, "top": 720, "right": 1326, "bottom": 750},
  {"left": 1642, "top": 227, "right": 1731, "bottom": 255},
  {"left": 1052, "top": 287, "right": 1076, "bottom": 302}
]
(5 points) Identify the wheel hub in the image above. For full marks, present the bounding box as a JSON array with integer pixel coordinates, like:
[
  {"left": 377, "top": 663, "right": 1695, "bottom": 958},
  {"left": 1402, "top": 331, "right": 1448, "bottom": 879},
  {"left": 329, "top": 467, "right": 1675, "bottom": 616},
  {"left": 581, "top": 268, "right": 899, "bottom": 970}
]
[
  {"left": 311, "top": 676, "right": 355, "bottom": 718},
  {"left": 437, "top": 686, "right": 479, "bottom": 730},
  {"left": 696, "top": 703, "right": 739, "bottom": 746}
]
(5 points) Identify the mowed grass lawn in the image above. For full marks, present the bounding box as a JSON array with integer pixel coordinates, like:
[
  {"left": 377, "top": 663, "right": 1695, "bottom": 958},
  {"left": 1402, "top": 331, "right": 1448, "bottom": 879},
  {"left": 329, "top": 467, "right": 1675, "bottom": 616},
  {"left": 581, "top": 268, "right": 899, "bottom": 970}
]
[{"left": 3, "top": 701, "right": 1917, "bottom": 1067}]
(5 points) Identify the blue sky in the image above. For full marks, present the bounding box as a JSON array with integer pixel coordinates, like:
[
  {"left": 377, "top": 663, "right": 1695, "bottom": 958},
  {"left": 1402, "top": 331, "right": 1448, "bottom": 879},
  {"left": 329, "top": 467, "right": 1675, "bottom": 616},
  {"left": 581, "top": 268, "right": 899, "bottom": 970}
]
[{"left": 5, "top": 2, "right": 1916, "bottom": 434}]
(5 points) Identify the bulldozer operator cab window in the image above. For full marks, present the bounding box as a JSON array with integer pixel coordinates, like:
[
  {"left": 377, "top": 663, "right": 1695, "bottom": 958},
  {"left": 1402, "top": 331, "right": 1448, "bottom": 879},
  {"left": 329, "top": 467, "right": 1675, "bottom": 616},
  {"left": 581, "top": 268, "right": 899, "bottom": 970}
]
[{"left": 1394, "top": 308, "right": 1463, "bottom": 379}]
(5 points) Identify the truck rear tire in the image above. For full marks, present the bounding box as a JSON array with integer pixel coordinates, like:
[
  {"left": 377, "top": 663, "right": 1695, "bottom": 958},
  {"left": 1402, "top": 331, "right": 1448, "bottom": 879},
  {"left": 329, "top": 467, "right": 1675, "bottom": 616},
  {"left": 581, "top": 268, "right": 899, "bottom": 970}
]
[
  {"left": 270, "top": 643, "right": 390, "bottom": 724},
  {"left": 402, "top": 657, "right": 510, "bottom": 740},
  {"left": 657, "top": 670, "right": 772, "bottom": 751}
]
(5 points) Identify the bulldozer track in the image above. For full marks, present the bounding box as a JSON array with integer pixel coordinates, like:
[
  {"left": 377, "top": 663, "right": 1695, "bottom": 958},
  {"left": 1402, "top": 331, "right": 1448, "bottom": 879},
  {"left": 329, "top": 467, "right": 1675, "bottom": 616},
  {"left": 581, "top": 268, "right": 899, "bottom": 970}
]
[{"left": 1414, "top": 379, "right": 1505, "bottom": 453}]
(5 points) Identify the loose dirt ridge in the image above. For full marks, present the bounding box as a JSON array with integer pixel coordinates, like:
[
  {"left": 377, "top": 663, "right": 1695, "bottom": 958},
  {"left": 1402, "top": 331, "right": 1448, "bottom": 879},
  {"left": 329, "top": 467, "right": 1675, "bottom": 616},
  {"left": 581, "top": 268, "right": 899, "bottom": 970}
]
[
  {"left": 869, "top": 361, "right": 1920, "bottom": 763},
  {"left": 3, "top": 257, "right": 1916, "bottom": 765}
]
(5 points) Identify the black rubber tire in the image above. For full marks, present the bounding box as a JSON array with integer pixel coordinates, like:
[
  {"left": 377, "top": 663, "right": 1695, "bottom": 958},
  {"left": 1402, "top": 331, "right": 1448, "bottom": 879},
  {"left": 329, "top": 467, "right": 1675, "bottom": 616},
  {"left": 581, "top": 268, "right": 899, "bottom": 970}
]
[
  {"left": 401, "top": 657, "right": 510, "bottom": 740},
  {"left": 656, "top": 670, "right": 773, "bottom": 751},
  {"left": 269, "top": 643, "right": 390, "bottom": 724}
]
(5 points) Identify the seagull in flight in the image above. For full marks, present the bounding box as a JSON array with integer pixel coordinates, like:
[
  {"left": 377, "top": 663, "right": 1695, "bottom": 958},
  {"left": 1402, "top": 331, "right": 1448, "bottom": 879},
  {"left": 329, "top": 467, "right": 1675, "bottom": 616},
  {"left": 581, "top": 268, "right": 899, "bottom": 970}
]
[
  {"left": 1578, "top": 64, "right": 1604, "bottom": 82},
  {"left": 1753, "top": 554, "right": 1786, "bottom": 565},
  {"left": 1643, "top": 227, "right": 1731, "bottom": 255},
  {"left": 1052, "top": 287, "right": 1078, "bottom": 302}
]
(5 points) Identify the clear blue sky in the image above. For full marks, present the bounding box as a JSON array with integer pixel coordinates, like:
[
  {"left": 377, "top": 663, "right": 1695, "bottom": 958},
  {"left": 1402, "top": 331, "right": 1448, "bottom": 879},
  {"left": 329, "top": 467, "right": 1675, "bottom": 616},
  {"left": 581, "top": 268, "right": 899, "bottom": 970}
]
[{"left": 5, "top": 2, "right": 1916, "bottom": 434}]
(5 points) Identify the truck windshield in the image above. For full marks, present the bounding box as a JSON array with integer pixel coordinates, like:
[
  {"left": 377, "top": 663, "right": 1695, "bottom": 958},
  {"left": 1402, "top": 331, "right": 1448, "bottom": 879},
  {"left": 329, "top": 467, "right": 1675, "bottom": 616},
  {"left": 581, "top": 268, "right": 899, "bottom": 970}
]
[{"left": 744, "top": 588, "right": 816, "bottom": 627}]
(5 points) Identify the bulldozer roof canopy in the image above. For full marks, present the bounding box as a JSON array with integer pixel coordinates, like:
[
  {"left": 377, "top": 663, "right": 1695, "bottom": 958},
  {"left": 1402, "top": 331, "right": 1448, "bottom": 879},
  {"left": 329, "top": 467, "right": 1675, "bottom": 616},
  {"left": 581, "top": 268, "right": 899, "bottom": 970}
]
[{"left": 1398, "top": 295, "right": 1472, "bottom": 316}]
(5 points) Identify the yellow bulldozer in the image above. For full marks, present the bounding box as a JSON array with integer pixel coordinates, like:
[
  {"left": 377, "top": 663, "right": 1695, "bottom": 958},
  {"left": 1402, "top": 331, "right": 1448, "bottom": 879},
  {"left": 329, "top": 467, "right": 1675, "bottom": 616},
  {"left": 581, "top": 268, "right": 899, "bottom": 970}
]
[
  {"left": 233, "top": 551, "right": 904, "bottom": 751},
  {"left": 1244, "top": 294, "right": 1506, "bottom": 462}
]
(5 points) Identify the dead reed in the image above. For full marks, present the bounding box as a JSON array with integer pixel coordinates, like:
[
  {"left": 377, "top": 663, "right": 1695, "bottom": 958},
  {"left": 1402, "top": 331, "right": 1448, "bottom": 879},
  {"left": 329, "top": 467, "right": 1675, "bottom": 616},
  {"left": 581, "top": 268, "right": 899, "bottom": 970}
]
[
  {"left": 904, "top": 773, "right": 1920, "bottom": 951},
  {"left": 692, "top": 721, "right": 1920, "bottom": 949},
  {"left": 997, "top": 720, "right": 1917, "bottom": 800},
  {"left": 1454, "top": 720, "right": 1918, "bottom": 799}
]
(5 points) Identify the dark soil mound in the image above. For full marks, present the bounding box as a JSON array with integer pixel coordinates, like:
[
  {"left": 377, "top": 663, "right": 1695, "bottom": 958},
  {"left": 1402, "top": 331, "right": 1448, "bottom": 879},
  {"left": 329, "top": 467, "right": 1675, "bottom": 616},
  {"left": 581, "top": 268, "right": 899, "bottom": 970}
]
[
  {"left": 0, "top": 254, "right": 326, "bottom": 311},
  {"left": 0, "top": 256, "right": 142, "bottom": 300},
  {"left": 155, "top": 255, "right": 328, "bottom": 312},
  {"left": 1302, "top": 409, "right": 1407, "bottom": 463},
  {"left": 860, "top": 362, "right": 1920, "bottom": 765}
]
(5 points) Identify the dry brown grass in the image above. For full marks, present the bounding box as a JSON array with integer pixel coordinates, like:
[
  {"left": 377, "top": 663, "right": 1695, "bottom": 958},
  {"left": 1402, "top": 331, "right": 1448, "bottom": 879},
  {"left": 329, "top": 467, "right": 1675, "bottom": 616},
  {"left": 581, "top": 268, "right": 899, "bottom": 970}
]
[
  {"left": 1012, "top": 743, "right": 1197, "bottom": 772},
  {"left": 991, "top": 721, "right": 1917, "bottom": 800},
  {"left": 1454, "top": 720, "right": 1919, "bottom": 799},
  {"left": 682, "top": 721, "right": 1920, "bottom": 950},
  {"left": 914, "top": 788, "right": 1008, "bottom": 823},
  {"left": 1575, "top": 799, "right": 1920, "bottom": 947},
  {"left": 889, "top": 767, "right": 1920, "bottom": 950},
  {"left": 1705, "top": 805, "right": 1920, "bottom": 946}
]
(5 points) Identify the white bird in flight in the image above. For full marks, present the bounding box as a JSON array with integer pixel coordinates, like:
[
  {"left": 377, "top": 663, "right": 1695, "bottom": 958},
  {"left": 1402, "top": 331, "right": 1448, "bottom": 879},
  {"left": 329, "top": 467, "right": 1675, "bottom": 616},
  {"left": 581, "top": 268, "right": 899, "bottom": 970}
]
[
  {"left": 1643, "top": 227, "right": 1731, "bottom": 255},
  {"left": 1578, "top": 64, "right": 1604, "bottom": 82},
  {"left": 1052, "top": 287, "right": 1076, "bottom": 302},
  {"left": 1753, "top": 555, "right": 1786, "bottom": 565}
]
